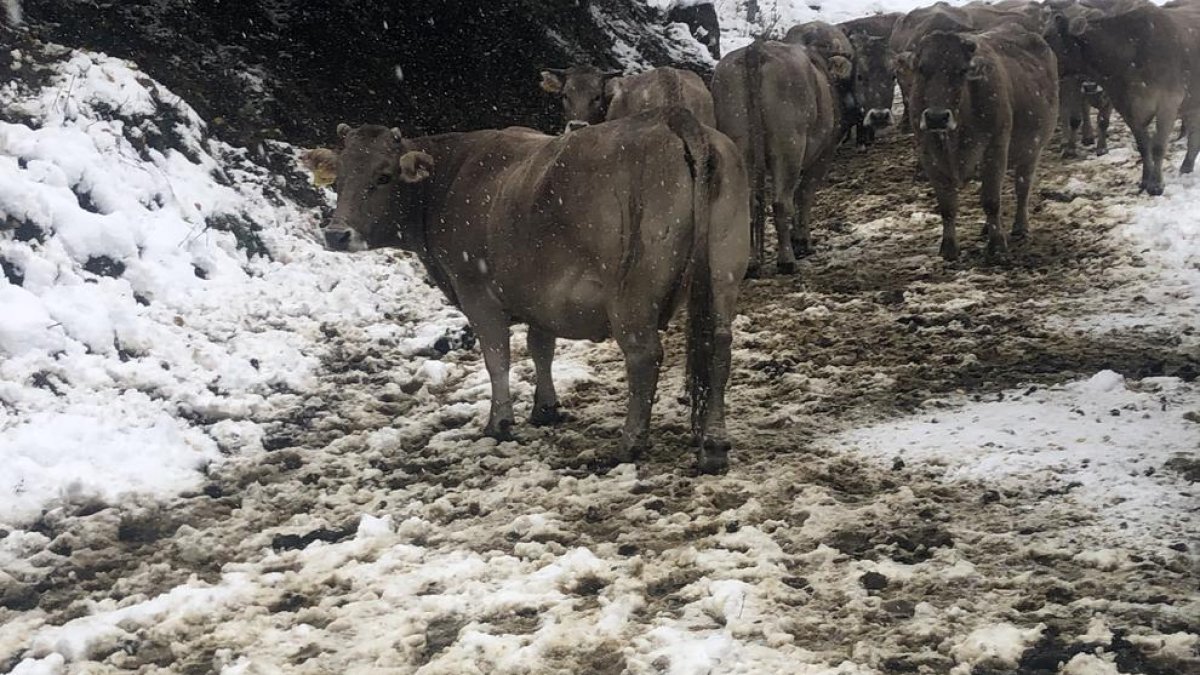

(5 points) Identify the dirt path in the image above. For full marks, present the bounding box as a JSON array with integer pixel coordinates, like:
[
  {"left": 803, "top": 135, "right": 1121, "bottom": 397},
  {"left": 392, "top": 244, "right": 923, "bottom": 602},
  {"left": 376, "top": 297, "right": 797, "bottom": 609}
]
[{"left": 2, "top": 129, "right": 1197, "bottom": 674}]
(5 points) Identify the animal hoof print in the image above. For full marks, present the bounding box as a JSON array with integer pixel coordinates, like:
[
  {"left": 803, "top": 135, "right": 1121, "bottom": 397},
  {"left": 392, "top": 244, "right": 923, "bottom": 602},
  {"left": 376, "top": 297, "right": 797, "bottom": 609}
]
[
  {"left": 530, "top": 404, "right": 567, "bottom": 427},
  {"left": 696, "top": 437, "right": 730, "bottom": 475}
]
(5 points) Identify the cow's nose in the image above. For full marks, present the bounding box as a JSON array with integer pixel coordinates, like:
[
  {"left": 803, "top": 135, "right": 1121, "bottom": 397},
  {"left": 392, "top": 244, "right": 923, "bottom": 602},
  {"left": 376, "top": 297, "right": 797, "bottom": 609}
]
[
  {"left": 324, "top": 228, "right": 353, "bottom": 251},
  {"left": 922, "top": 108, "right": 953, "bottom": 131},
  {"left": 867, "top": 109, "right": 893, "bottom": 128}
]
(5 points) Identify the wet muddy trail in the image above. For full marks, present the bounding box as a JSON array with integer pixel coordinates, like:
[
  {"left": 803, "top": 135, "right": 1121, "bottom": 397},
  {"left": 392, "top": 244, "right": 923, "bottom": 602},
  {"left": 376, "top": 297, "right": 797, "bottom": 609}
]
[{"left": 3, "top": 127, "right": 1197, "bottom": 674}]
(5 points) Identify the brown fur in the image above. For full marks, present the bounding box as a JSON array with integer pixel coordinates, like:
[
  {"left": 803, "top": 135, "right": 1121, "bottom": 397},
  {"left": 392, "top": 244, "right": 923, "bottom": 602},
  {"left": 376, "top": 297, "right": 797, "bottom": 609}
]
[
  {"left": 312, "top": 111, "right": 749, "bottom": 473},
  {"left": 910, "top": 23, "right": 1059, "bottom": 259},
  {"left": 840, "top": 13, "right": 904, "bottom": 143},
  {"left": 539, "top": 66, "right": 715, "bottom": 128},
  {"left": 712, "top": 41, "right": 842, "bottom": 276}
]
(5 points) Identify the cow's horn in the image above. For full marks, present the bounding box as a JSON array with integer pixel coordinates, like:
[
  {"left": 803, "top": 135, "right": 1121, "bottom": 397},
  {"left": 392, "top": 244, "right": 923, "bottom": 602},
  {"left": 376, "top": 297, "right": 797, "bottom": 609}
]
[{"left": 391, "top": 127, "right": 403, "bottom": 142}]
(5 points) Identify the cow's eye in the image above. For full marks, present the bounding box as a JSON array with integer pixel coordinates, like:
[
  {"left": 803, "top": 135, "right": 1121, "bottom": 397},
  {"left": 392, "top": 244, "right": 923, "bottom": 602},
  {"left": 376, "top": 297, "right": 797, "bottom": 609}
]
[{"left": 376, "top": 174, "right": 391, "bottom": 186}]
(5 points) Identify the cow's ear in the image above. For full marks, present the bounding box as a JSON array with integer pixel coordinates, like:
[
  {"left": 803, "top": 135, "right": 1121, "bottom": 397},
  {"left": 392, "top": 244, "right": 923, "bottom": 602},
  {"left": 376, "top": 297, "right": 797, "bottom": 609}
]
[
  {"left": 602, "top": 69, "right": 623, "bottom": 80},
  {"left": 1067, "top": 15, "right": 1088, "bottom": 36},
  {"left": 540, "top": 70, "right": 566, "bottom": 94},
  {"left": 828, "top": 55, "right": 853, "bottom": 80},
  {"left": 300, "top": 148, "right": 338, "bottom": 187},
  {"left": 967, "top": 56, "right": 994, "bottom": 82},
  {"left": 892, "top": 51, "right": 916, "bottom": 75},
  {"left": 337, "top": 123, "right": 352, "bottom": 140},
  {"left": 398, "top": 150, "right": 435, "bottom": 184}
]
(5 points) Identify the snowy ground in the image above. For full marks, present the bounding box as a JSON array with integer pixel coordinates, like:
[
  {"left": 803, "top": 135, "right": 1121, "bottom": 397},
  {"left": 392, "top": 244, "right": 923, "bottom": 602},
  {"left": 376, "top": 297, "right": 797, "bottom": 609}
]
[{"left": 2, "top": 5, "right": 1198, "bottom": 675}]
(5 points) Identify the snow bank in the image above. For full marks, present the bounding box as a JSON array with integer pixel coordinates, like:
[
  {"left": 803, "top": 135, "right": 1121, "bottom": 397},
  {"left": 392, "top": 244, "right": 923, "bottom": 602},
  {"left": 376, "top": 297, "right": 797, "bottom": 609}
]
[
  {"left": 0, "top": 45, "right": 463, "bottom": 526},
  {"left": 828, "top": 371, "right": 1199, "bottom": 544}
]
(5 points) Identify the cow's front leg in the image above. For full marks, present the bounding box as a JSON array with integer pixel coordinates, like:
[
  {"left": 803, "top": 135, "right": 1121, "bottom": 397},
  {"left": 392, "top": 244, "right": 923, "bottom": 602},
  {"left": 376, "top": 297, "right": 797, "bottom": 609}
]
[
  {"left": 613, "top": 320, "right": 663, "bottom": 464},
  {"left": 980, "top": 144, "right": 1008, "bottom": 259},
  {"left": 527, "top": 326, "right": 565, "bottom": 426},
  {"left": 465, "top": 308, "right": 514, "bottom": 440},
  {"left": 928, "top": 162, "right": 960, "bottom": 260}
]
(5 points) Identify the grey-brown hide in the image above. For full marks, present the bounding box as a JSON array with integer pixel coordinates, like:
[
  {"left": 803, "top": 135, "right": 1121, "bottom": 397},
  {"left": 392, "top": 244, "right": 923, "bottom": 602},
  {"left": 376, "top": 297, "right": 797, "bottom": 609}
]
[
  {"left": 784, "top": 21, "right": 861, "bottom": 132},
  {"left": 606, "top": 67, "right": 717, "bottom": 126},
  {"left": 839, "top": 12, "right": 903, "bottom": 142},
  {"left": 891, "top": 2, "right": 1042, "bottom": 130},
  {"left": 1042, "top": 0, "right": 1194, "bottom": 193},
  {"left": 712, "top": 41, "right": 841, "bottom": 276},
  {"left": 305, "top": 110, "right": 750, "bottom": 474},
  {"left": 1163, "top": 0, "right": 1200, "bottom": 175},
  {"left": 539, "top": 66, "right": 715, "bottom": 128},
  {"left": 910, "top": 24, "right": 1058, "bottom": 260}
]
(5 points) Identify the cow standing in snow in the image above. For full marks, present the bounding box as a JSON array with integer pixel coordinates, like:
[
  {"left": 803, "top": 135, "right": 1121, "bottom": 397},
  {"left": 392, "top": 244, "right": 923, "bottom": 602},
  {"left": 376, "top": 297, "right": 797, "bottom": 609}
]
[
  {"left": 711, "top": 38, "right": 850, "bottom": 276},
  {"left": 539, "top": 65, "right": 716, "bottom": 128},
  {"left": 1043, "top": 0, "right": 1200, "bottom": 194},
  {"left": 908, "top": 23, "right": 1059, "bottom": 260},
  {"left": 302, "top": 109, "right": 749, "bottom": 473}
]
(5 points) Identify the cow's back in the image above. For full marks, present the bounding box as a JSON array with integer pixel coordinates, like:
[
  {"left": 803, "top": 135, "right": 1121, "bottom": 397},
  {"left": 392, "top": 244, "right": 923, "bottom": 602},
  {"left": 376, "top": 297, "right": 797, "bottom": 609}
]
[
  {"left": 606, "top": 68, "right": 716, "bottom": 127},
  {"left": 839, "top": 13, "right": 901, "bottom": 40},
  {"left": 713, "top": 42, "right": 836, "bottom": 171},
  {"left": 977, "top": 25, "right": 1060, "bottom": 161}
]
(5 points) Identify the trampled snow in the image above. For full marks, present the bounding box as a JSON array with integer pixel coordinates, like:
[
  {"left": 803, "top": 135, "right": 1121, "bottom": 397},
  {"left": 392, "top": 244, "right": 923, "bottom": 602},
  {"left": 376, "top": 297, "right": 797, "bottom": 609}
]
[{"left": 2, "top": 2, "right": 1198, "bottom": 673}]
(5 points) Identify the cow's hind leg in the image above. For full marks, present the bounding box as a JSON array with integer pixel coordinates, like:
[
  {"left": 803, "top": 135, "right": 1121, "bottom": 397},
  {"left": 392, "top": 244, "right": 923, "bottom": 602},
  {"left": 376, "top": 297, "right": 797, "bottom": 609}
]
[
  {"left": 1059, "top": 77, "right": 1083, "bottom": 159},
  {"left": 690, "top": 282, "right": 737, "bottom": 474},
  {"left": 1012, "top": 156, "right": 1041, "bottom": 244},
  {"left": 528, "top": 326, "right": 565, "bottom": 426},
  {"left": 1181, "top": 105, "right": 1200, "bottom": 174},
  {"left": 1095, "top": 97, "right": 1111, "bottom": 156},
  {"left": 613, "top": 314, "right": 663, "bottom": 464}
]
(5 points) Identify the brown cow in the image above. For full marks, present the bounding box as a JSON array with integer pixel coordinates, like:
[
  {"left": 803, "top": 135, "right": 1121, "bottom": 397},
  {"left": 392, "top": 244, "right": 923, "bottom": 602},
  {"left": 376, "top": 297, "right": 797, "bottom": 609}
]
[
  {"left": 786, "top": 21, "right": 863, "bottom": 135},
  {"left": 910, "top": 23, "right": 1059, "bottom": 259},
  {"left": 303, "top": 109, "right": 749, "bottom": 473},
  {"left": 1043, "top": 0, "right": 1194, "bottom": 193},
  {"left": 539, "top": 65, "right": 716, "bottom": 128},
  {"left": 712, "top": 41, "right": 848, "bottom": 275},
  {"left": 1164, "top": 0, "right": 1200, "bottom": 174},
  {"left": 891, "top": 2, "right": 1042, "bottom": 130},
  {"left": 1042, "top": 0, "right": 1122, "bottom": 158},
  {"left": 839, "top": 12, "right": 903, "bottom": 144}
]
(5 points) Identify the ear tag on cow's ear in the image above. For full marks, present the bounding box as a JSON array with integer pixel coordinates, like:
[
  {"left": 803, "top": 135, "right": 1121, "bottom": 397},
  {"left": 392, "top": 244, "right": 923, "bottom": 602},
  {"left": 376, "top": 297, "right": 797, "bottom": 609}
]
[{"left": 398, "top": 150, "right": 435, "bottom": 183}]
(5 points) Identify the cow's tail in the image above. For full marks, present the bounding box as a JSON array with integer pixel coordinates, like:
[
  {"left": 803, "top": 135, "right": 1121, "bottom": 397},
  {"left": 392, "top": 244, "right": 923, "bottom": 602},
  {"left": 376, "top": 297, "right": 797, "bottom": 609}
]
[
  {"left": 744, "top": 40, "right": 767, "bottom": 268},
  {"left": 666, "top": 106, "right": 716, "bottom": 441}
]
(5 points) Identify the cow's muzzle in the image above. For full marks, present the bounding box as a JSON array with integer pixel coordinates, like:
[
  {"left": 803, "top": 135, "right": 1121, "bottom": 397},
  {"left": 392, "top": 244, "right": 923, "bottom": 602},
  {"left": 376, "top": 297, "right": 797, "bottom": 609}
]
[
  {"left": 1081, "top": 81, "right": 1103, "bottom": 96},
  {"left": 866, "top": 108, "right": 893, "bottom": 129},
  {"left": 564, "top": 120, "right": 590, "bottom": 133},
  {"left": 921, "top": 108, "right": 956, "bottom": 132}
]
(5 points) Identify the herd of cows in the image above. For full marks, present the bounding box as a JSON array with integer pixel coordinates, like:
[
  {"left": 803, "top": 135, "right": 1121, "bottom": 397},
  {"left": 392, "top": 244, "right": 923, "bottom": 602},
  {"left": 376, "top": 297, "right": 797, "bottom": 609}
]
[{"left": 300, "top": 0, "right": 1200, "bottom": 474}]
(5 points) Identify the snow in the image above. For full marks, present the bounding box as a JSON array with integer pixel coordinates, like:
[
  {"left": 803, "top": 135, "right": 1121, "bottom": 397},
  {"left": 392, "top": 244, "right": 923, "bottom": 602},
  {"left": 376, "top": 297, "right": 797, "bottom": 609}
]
[
  {"left": 827, "top": 371, "right": 1198, "bottom": 543},
  {"left": 2, "top": 3, "right": 1198, "bottom": 674},
  {"left": 0, "top": 47, "right": 466, "bottom": 526}
]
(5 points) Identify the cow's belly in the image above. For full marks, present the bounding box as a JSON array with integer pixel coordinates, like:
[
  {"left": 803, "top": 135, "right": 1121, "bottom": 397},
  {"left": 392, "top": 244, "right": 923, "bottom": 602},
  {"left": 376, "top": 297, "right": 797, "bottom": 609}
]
[{"left": 503, "top": 272, "right": 612, "bottom": 342}]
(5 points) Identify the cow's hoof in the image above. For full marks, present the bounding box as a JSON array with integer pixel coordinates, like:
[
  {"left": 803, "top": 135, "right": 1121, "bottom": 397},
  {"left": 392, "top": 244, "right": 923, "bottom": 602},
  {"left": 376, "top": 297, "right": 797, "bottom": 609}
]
[
  {"left": 1010, "top": 228, "right": 1028, "bottom": 242},
  {"left": 744, "top": 263, "right": 762, "bottom": 280},
  {"left": 530, "top": 403, "right": 567, "bottom": 426},
  {"left": 777, "top": 260, "right": 797, "bottom": 275},
  {"left": 615, "top": 435, "right": 649, "bottom": 464},
  {"left": 939, "top": 241, "right": 959, "bottom": 261},
  {"left": 986, "top": 238, "right": 1010, "bottom": 261},
  {"left": 1061, "top": 147, "right": 1079, "bottom": 160},
  {"left": 1144, "top": 182, "right": 1164, "bottom": 197},
  {"left": 484, "top": 418, "right": 514, "bottom": 441},
  {"left": 791, "top": 240, "right": 811, "bottom": 258},
  {"left": 696, "top": 437, "right": 730, "bottom": 475},
  {"left": 1182, "top": 162, "right": 1195, "bottom": 175},
  {"left": 1095, "top": 146, "right": 1108, "bottom": 157}
]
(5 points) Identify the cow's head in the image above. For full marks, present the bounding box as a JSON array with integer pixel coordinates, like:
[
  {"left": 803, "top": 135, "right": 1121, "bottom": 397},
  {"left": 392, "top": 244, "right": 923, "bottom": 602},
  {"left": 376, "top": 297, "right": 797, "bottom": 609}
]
[
  {"left": 1041, "top": 0, "right": 1094, "bottom": 75},
  {"left": 789, "top": 22, "right": 863, "bottom": 127},
  {"left": 539, "top": 66, "right": 623, "bottom": 126},
  {"left": 300, "top": 123, "right": 434, "bottom": 252},
  {"left": 911, "top": 31, "right": 992, "bottom": 134},
  {"left": 848, "top": 31, "right": 897, "bottom": 129}
]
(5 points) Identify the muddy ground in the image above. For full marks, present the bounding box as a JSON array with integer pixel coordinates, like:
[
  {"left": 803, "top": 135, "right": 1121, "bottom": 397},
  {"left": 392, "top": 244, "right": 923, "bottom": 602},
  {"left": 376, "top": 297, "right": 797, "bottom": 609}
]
[{"left": 2, "top": 125, "right": 1197, "bottom": 673}]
